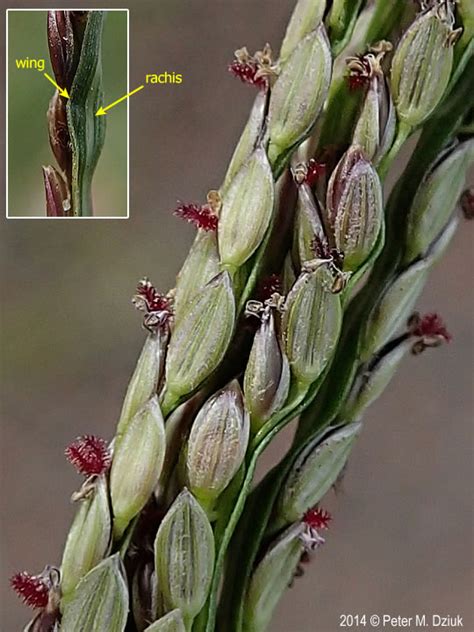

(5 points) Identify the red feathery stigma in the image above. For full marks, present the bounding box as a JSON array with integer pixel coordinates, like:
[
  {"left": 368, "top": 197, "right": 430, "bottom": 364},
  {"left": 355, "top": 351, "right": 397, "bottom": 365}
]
[
  {"left": 294, "top": 508, "right": 332, "bottom": 580},
  {"left": 305, "top": 158, "right": 326, "bottom": 186},
  {"left": 65, "top": 434, "right": 111, "bottom": 476},
  {"left": 408, "top": 312, "right": 452, "bottom": 355},
  {"left": 10, "top": 572, "right": 49, "bottom": 609},
  {"left": 174, "top": 202, "right": 218, "bottom": 232},
  {"left": 132, "top": 278, "right": 173, "bottom": 333},
  {"left": 257, "top": 274, "right": 282, "bottom": 302},
  {"left": 346, "top": 55, "right": 372, "bottom": 91},
  {"left": 299, "top": 506, "right": 332, "bottom": 552},
  {"left": 228, "top": 60, "right": 267, "bottom": 89},
  {"left": 348, "top": 73, "right": 370, "bottom": 91},
  {"left": 311, "top": 236, "right": 345, "bottom": 270},
  {"left": 134, "top": 278, "right": 172, "bottom": 313},
  {"left": 311, "top": 235, "right": 332, "bottom": 260},
  {"left": 412, "top": 313, "right": 452, "bottom": 343},
  {"left": 303, "top": 506, "right": 332, "bottom": 530}
]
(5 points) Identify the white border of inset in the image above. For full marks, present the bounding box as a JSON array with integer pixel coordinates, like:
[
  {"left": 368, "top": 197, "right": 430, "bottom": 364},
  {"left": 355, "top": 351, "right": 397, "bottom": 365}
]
[{"left": 5, "top": 8, "right": 130, "bottom": 219}]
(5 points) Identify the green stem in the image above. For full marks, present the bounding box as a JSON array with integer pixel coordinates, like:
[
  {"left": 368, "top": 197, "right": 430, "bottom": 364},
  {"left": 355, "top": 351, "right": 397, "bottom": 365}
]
[
  {"left": 160, "top": 389, "right": 179, "bottom": 418},
  {"left": 67, "top": 11, "right": 106, "bottom": 216},
  {"left": 118, "top": 515, "right": 139, "bottom": 559},
  {"left": 364, "top": 0, "right": 408, "bottom": 45},
  {"left": 377, "top": 121, "right": 412, "bottom": 180},
  {"left": 327, "top": 0, "right": 364, "bottom": 56},
  {"left": 196, "top": 495, "right": 218, "bottom": 522},
  {"left": 198, "top": 450, "right": 261, "bottom": 632}
]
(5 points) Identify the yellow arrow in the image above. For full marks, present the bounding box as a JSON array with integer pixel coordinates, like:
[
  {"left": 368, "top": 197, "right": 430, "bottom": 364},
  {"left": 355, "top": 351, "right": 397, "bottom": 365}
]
[
  {"left": 96, "top": 85, "right": 144, "bottom": 116},
  {"left": 43, "top": 72, "right": 70, "bottom": 98}
]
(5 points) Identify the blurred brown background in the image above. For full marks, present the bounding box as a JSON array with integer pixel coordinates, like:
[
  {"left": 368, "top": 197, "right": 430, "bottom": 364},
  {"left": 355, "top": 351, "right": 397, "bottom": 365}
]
[{"left": 1, "top": 1, "right": 473, "bottom": 630}]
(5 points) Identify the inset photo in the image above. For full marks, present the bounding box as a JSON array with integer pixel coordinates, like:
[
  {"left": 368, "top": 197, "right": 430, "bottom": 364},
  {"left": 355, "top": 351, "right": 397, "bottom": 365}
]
[{"left": 6, "top": 9, "right": 129, "bottom": 218}]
